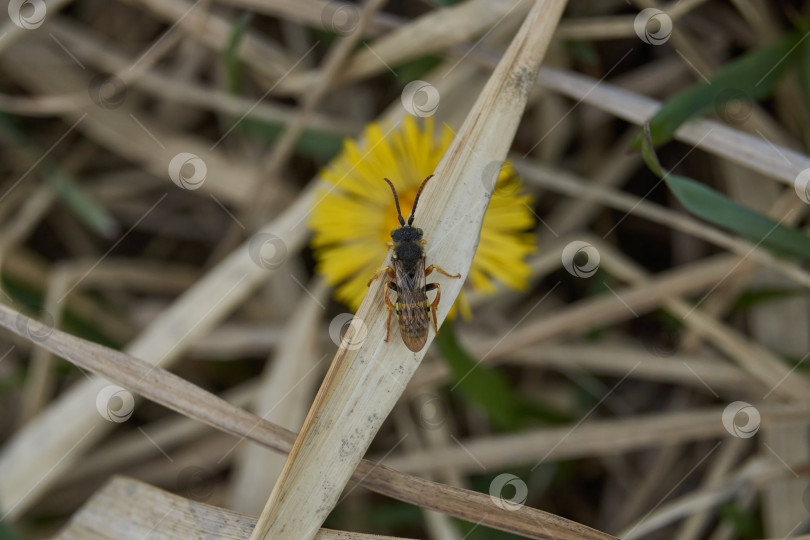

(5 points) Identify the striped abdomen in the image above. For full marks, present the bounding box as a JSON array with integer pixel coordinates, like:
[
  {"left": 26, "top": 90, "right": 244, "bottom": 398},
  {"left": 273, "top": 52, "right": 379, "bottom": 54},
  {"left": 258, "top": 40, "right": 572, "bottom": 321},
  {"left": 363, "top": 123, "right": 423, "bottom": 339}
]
[{"left": 396, "top": 288, "right": 430, "bottom": 352}]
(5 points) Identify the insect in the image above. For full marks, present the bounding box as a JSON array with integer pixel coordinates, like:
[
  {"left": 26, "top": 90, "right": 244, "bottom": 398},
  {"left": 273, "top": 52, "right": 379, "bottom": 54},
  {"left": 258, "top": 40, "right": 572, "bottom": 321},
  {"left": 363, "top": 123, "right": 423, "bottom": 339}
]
[{"left": 368, "top": 174, "right": 460, "bottom": 352}]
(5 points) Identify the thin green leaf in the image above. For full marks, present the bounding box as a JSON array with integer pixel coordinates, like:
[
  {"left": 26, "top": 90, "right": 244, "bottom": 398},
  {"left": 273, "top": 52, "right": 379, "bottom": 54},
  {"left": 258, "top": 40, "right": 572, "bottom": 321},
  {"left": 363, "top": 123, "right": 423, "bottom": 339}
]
[
  {"left": 0, "top": 270, "right": 122, "bottom": 349},
  {"left": 435, "top": 323, "right": 568, "bottom": 430},
  {"left": 566, "top": 40, "right": 600, "bottom": 67},
  {"left": 733, "top": 287, "right": 807, "bottom": 311},
  {"left": 426, "top": 0, "right": 466, "bottom": 6},
  {"left": 241, "top": 120, "right": 345, "bottom": 159},
  {"left": 632, "top": 29, "right": 806, "bottom": 147},
  {"left": 435, "top": 322, "right": 522, "bottom": 430},
  {"left": 461, "top": 469, "right": 542, "bottom": 540},
  {"left": 222, "top": 15, "right": 345, "bottom": 159},
  {"left": 0, "top": 366, "right": 25, "bottom": 397},
  {"left": 798, "top": 23, "right": 810, "bottom": 115},
  {"left": 223, "top": 13, "right": 253, "bottom": 95},
  {"left": 0, "top": 520, "right": 20, "bottom": 540},
  {"left": 640, "top": 123, "right": 810, "bottom": 260},
  {"left": 0, "top": 114, "right": 118, "bottom": 237},
  {"left": 394, "top": 54, "right": 443, "bottom": 82},
  {"left": 719, "top": 502, "right": 762, "bottom": 539},
  {"left": 42, "top": 162, "right": 118, "bottom": 237}
]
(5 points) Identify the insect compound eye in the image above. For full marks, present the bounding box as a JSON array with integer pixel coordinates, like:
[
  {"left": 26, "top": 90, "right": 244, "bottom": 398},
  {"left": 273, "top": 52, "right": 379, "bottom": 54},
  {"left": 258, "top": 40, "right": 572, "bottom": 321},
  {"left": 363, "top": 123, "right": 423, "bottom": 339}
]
[{"left": 417, "top": 228, "right": 423, "bottom": 235}]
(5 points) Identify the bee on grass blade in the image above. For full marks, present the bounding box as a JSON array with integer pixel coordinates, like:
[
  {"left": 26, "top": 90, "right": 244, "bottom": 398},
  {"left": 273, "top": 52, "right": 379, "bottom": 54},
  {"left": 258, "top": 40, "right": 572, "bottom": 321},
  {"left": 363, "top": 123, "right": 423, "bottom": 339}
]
[{"left": 368, "top": 175, "right": 461, "bottom": 352}]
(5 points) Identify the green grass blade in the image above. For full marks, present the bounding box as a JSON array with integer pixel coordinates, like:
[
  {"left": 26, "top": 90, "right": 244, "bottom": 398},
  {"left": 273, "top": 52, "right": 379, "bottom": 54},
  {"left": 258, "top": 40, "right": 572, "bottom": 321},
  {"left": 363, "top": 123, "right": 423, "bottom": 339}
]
[
  {"left": 41, "top": 161, "right": 118, "bottom": 238},
  {"left": 733, "top": 287, "right": 807, "bottom": 311},
  {"left": 435, "top": 322, "right": 523, "bottom": 431},
  {"left": 798, "top": 25, "right": 810, "bottom": 114},
  {"left": 435, "top": 323, "right": 569, "bottom": 430},
  {"left": 224, "top": 13, "right": 253, "bottom": 95},
  {"left": 640, "top": 123, "right": 810, "bottom": 260},
  {"left": 0, "top": 114, "right": 118, "bottom": 237},
  {"left": 632, "top": 29, "right": 805, "bottom": 147},
  {"left": 221, "top": 15, "right": 345, "bottom": 160},
  {"left": 0, "top": 520, "right": 20, "bottom": 540}
]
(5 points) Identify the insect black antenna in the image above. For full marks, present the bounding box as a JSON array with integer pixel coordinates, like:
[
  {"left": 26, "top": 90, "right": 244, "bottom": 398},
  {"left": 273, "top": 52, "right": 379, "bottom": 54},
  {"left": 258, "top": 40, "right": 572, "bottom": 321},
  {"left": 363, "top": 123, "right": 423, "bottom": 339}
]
[
  {"left": 383, "top": 178, "right": 405, "bottom": 226},
  {"left": 408, "top": 174, "right": 434, "bottom": 225}
]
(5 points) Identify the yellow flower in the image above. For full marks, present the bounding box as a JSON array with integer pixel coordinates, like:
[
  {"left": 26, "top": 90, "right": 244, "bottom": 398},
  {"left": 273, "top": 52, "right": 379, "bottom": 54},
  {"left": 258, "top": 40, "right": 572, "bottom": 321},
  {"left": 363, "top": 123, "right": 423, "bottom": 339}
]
[{"left": 309, "top": 116, "right": 536, "bottom": 319}]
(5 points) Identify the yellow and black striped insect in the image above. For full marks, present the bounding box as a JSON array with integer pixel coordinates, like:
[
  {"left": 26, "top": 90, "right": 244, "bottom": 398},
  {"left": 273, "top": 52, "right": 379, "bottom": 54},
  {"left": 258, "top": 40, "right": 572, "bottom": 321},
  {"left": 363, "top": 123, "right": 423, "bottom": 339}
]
[{"left": 368, "top": 174, "right": 460, "bottom": 352}]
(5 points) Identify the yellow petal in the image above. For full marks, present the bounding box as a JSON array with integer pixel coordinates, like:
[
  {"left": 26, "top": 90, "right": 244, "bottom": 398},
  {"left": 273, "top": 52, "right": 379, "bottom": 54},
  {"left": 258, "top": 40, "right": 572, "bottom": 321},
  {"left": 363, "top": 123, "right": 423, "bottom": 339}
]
[{"left": 310, "top": 116, "right": 537, "bottom": 319}]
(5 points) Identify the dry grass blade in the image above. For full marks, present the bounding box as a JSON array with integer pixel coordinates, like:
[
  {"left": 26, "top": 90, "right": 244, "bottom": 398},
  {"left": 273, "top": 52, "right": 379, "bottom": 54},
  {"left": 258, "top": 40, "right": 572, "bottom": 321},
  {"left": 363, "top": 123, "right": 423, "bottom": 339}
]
[
  {"left": 19, "top": 259, "right": 196, "bottom": 423},
  {"left": 0, "top": 187, "right": 316, "bottom": 518},
  {"left": 229, "top": 280, "right": 328, "bottom": 514},
  {"left": 219, "top": 0, "right": 397, "bottom": 36},
  {"left": 249, "top": 1, "right": 572, "bottom": 539},
  {"left": 39, "top": 19, "right": 358, "bottom": 135},
  {"left": 483, "top": 255, "right": 737, "bottom": 358},
  {"left": 0, "top": 303, "right": 613, "bottom": 539},
  {"left": 248, "top": 0, "right": 387, "bottom": 222},
  {"left": 58, "top": 382, "right": 257, "bottom": 487},
  {"left": 55, "top": 476, "right": 416, "bottom": 540},
  {"left": 0, "top": 0, "right": 73, "bottom": 54},
  {"left": 308, "top": 9, "right": 810, "bottom": 189},
  {"left": 411, "top": 343, "right": 756, "bottom": 395},
  {"left": 8, "top": 1, "right": 809, "bottom": 537},
  {"left": 378, "top": 405, "right": 810, "bottom": 475},
  {"left": 619, "top": 459, "right": 784, "bottom": 540},
  {"left": 591, "top": 242, "right": 810, "bottom": 402},
  {"left": 516, "top": 159, "right": 810, "bottom": 288},
  {"left": 0, "top": 41, "right": 259, "bottom": 205},
  {"left": 283, "top": 0, "right": 533, "bottom": 92},
  {"left": 302, "top": 1, "right": 810, "bottom": 193},
  {"left": 536, "top": 66, "right": 810, "bottom": 186},
  {"left": 120, "top": 0, "right": 292, "bottom": 81}
]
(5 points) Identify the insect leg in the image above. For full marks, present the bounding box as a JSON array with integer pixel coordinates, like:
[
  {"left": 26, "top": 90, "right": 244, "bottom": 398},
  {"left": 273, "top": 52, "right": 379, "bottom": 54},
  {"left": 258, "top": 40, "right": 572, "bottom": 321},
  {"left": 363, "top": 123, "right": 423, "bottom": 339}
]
[
  {"left": 425, "top": 264, "right": 461, "bottom": 279},
  {"left": 384, "top": 281, "right": 397, "bottom": 342},
  {"left": 425, "top": 282, "right": 442, "bottom": 335},
  {"left": 368, "top": 265, "right": 396, "bottom": 286}
]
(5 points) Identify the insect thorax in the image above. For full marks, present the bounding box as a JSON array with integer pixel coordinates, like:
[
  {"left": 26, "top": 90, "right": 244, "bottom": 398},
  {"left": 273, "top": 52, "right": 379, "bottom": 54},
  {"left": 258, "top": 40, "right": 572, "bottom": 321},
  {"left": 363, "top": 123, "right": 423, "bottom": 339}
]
[{"left": 393, "top": 240, "right": 424, "bottom": 275}]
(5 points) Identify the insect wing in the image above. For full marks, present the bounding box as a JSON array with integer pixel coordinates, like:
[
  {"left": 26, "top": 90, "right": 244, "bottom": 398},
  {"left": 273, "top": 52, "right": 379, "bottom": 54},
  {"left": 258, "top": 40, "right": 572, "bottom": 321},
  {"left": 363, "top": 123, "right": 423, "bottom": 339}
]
[{"left": 394, "top": 258, "right": 430, "bottom": 352}]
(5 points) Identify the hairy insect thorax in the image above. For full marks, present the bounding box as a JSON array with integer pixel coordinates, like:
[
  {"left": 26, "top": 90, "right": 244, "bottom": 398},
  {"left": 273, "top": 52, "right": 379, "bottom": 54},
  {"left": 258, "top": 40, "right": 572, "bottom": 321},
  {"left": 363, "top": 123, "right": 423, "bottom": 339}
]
[{"left": 391, "top": 226, "right": 424, "bottom": 277}]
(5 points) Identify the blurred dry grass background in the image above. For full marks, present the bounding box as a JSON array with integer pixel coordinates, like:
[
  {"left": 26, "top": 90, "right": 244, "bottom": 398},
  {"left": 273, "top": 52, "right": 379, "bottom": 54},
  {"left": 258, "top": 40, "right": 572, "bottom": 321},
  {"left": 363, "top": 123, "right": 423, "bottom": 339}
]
[{"left": 2, "top": 0, "right": 810, "bottom": 538}]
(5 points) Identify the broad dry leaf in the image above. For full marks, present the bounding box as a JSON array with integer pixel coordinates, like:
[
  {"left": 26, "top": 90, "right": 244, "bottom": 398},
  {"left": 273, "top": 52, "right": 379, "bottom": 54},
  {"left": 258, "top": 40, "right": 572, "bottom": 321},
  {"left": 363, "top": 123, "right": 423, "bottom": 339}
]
[
  {"left": 248, "top": 2, "right": 580, "bottom": 540},
  {"left": 0, "top": 302, "right": 616, "bottom": 538},
  {"left": 55, "top": 476, "right": 416, "bottom": 540}
]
